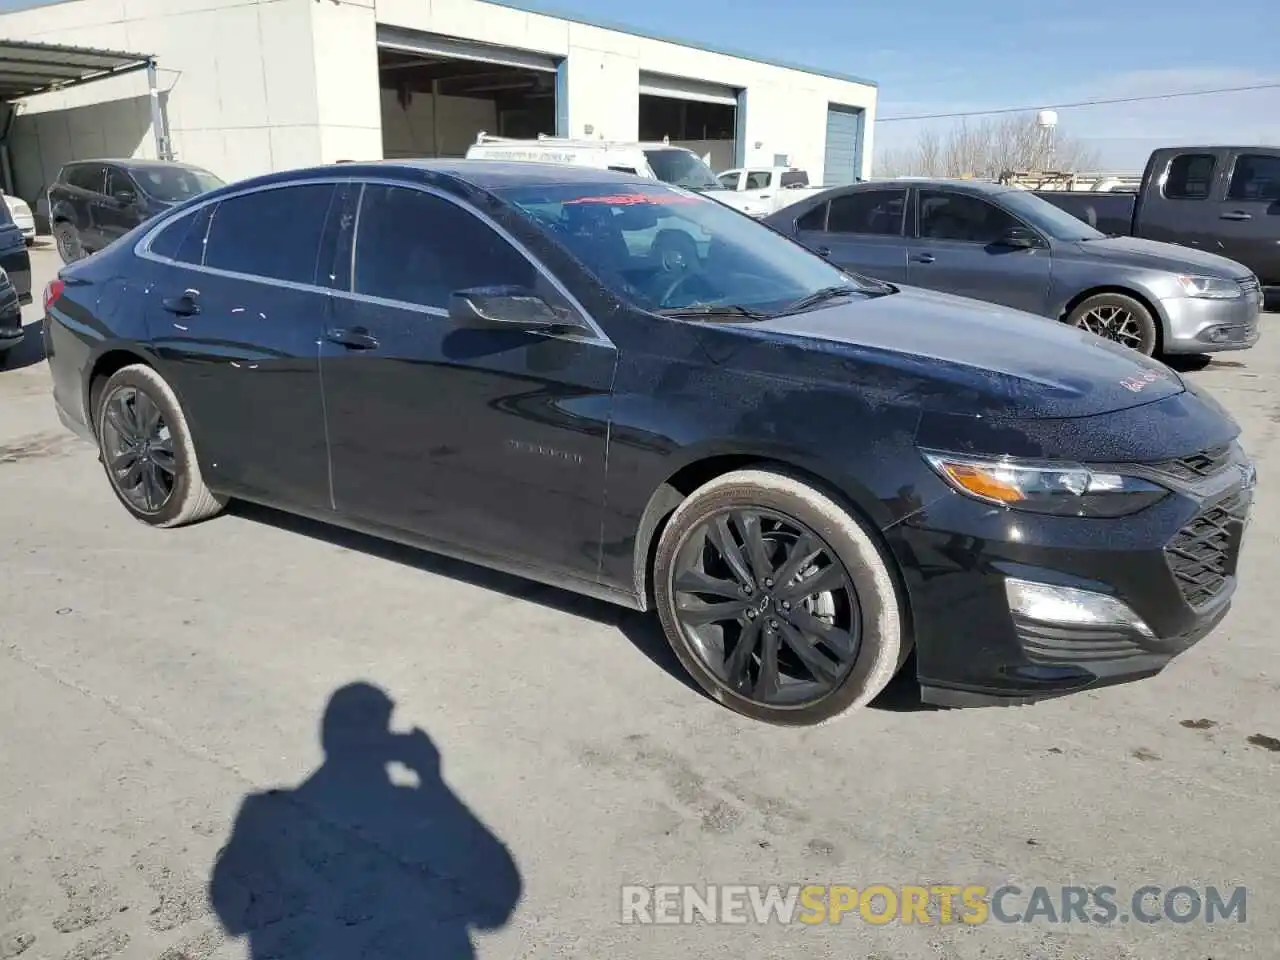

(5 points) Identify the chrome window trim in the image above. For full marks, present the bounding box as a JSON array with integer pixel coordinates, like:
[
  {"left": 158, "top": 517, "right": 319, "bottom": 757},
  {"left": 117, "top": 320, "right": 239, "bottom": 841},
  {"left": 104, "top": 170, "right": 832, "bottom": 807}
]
[{"left": 134, "top": 174, "right": 613, "bottom": 347}]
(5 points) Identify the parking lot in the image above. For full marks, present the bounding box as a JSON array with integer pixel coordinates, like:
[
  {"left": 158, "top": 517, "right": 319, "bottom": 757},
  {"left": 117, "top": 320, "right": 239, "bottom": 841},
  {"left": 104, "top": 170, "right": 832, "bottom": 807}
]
[{"left": 1, "top": 244, "right": 1277, "bottom": 959}]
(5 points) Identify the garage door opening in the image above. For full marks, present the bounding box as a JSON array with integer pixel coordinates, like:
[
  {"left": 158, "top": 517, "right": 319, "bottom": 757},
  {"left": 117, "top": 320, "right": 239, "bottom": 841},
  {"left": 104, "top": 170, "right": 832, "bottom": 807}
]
[
  {"left": 638, "top": 72, "right": 740, "bottom": 173},
  {"left": 377, "top": 31, "right": 560, "bottom": 159}
]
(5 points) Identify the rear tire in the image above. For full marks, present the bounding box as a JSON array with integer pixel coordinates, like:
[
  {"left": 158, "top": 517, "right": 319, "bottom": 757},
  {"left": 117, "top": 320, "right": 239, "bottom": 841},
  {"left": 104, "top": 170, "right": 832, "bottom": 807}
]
[
  {"left": 1066, "top": 292, "right": 1159, "bottom": 356},
  {"left": 53, "top": 221, "right": 85, "bottom": 264},
  {"left": 653, "top": 468, "right": 904, "bottom": 726},
  {"left": 94, "top": 364, "right": 227, "bottom": 528}
]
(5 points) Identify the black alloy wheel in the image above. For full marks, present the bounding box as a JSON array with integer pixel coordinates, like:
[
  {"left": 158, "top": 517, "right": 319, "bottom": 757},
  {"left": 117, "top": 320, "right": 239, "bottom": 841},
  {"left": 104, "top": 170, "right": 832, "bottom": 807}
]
[
  {"left": 670, "top": 507, "right": 862, "bottom": 708},
  {"left": 100, "top": 385, "right": 177, "bottom": 515}
]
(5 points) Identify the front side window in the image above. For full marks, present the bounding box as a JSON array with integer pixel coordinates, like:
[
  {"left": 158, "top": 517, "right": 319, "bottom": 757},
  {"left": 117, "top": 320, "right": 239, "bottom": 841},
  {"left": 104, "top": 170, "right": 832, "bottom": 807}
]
[
  {"left": 918, "top": 191, "right": 1020, "bottom": 244},
  {"left": 131, "top": 165, "right": 224, "bottom": 203},
  {"left": 105, "top": 168, "right": 137, "bottom": 201},
  {"left": 745, "top": 171, "right": 772, "bottom": 190},
  {"left": 203, "top": 183, "right": 335, "bottom": 283},
  {"left": 1163, "top": 154, "right": 1216, "bottom": 200},
  {"left": 826, "top": 189, "right": 906, "bottom": 236},
  {"left": 642, "top": 149, "right": 721, "bottom": 190},
  {"left": 1227, "top": 154, "right": 1280, "bottom": 201},
  {"left": 496, "top": 181, "right": 885, "bottom": 315},
  {"left": 352, "top": 184, "right": 537, "bottom": 309}
]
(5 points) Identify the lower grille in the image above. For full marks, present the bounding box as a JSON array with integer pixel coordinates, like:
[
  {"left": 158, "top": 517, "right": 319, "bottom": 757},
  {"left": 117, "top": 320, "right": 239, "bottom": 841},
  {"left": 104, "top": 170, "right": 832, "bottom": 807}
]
[{"left": 1164, "top": 494, "right": 1246, "bottom": 608}]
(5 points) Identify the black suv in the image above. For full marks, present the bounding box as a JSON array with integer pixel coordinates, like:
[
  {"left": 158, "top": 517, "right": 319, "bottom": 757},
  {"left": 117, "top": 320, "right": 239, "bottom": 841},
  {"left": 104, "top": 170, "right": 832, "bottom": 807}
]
[{"left": 48, "top": 159, "right": 224, "bottom": 264}]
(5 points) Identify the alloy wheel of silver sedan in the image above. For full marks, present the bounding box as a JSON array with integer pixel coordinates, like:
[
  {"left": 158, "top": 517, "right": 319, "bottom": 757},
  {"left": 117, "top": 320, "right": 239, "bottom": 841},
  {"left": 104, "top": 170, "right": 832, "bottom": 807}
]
[{"left": 1066, "top": 292, "right": 1159, "bottom": 356}]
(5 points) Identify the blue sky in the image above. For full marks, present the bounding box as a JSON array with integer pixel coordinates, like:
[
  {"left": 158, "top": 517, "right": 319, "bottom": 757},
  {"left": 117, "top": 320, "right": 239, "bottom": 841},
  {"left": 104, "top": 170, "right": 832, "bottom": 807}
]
[{"left": 1, "top": 0, "right": 1277, "bottom": 169}]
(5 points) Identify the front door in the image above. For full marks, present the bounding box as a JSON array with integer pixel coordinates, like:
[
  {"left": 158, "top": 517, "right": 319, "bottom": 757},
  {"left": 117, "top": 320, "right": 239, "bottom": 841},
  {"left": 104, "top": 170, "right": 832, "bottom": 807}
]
[
  {"left": 142, "top": 181, "right": 336, "bottom": 511},
  {"left": 795, "top": 187, "right": 910, "bottom": 283},
  {"left": 319, "top": 181, "right": 617, "bottom": 581},
  {"left": 100, "top": 167, "right": 143, "bottom": 247},
  {"left": 907, "top": 188, "right": 1053, "bottom": 315}
]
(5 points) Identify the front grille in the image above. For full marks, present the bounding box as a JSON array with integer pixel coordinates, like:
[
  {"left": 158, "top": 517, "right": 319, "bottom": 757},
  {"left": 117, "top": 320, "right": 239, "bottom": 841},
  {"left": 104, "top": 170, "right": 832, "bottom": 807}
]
[
  {"left": 1164, "top": 493, "right": 1246, "bottom": 608},
  {"left": 1152, "top": 444, "right": 1234, "bottom": 482}
]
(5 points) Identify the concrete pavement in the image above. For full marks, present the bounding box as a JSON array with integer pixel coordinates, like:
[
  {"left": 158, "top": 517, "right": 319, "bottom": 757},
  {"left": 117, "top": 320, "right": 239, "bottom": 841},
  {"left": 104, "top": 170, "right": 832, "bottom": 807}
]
[{"left": 1, "top": 246, "right": 1277, "bottom": 960}]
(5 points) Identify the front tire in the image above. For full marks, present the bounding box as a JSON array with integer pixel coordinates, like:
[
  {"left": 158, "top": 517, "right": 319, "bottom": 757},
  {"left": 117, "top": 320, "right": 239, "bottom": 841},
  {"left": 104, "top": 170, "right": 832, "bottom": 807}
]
[
  {"left": 1066, "top": 292, "right": 1159, "bottom": 356},
  {"left": 94, "top": 364, "right": 227, "bottom": 528},
  {"left": 653, "top": 468, "right": 904, "bottom": 726}
]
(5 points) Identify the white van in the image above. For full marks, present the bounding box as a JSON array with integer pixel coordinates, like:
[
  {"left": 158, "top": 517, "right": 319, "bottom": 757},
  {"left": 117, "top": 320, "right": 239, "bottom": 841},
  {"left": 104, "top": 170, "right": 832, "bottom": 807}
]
[{"left": 464, "top": 133, "right": 735, "bottom": 199}]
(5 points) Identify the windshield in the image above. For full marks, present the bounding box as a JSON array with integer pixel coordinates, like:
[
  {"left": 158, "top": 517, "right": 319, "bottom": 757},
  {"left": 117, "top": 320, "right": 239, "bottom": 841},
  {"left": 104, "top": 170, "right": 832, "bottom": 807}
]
[
  {"left": 996, "top": 188, "right": 1106, "bottom": 241},
  {"left": 130, "top": 166, "right": 224, "bottom": 203},
  {"left": 642, "top": 149, "right": 721, "bottom": 190},
  {"left": 496, "top": 181, "right": 886, "bottom": 316}
]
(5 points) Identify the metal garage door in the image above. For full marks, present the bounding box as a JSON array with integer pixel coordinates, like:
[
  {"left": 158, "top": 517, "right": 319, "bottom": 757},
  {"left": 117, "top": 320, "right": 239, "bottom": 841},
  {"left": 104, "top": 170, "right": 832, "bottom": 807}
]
[
  {"left": 823, "top": 104, "right": 864, "bottom": 186},
  {"left": 638, "top": 72, "right": 738, "bottom": 106}
]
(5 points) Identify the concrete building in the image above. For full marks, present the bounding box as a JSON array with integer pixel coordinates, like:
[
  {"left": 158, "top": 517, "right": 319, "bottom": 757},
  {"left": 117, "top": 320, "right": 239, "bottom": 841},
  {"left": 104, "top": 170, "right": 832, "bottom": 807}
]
[{"left": 0, "top": 0, "right": 877, "bottom": 220}]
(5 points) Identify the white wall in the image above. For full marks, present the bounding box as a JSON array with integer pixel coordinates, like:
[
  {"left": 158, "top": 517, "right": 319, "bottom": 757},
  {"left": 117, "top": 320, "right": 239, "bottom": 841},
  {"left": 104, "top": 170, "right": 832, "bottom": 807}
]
[
  {"left": 380, "top": 88, "right": 496, "bottom": 158},
  {"left": 0, "top": 0, "right": 876, "bottom": 202}
]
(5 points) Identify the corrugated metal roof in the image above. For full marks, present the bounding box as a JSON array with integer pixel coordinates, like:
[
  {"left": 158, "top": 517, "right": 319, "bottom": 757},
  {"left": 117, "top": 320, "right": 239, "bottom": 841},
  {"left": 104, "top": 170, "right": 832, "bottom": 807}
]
[{"left": 0, "top": 38, "right": 152, "bottom": 101}]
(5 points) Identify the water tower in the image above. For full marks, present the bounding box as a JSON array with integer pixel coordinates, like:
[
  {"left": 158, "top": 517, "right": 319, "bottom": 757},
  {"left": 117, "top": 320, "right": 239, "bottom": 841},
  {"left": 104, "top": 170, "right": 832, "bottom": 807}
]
[{"left": 1037, "top": 109, "right": 1058, "bottom": 169}]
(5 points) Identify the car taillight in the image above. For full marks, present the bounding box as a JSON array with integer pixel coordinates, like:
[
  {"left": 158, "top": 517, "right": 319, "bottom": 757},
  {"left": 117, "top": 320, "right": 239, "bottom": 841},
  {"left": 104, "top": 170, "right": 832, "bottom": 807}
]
[{"left": 43, "top": 278, "right": 64, "bottom": 313}]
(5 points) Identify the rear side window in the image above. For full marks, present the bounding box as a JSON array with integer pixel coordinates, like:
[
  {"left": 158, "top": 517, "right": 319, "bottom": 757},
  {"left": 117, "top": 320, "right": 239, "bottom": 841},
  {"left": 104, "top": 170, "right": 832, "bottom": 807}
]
[
  {"left": 1163, "top": 154, "right": 1216, "bottom": 199},
  {"left": 148, "top": 205, "right": 214, "bottom": 264},
  {"left": 352, "top": 184, "right": 536, "bottom": 309},
  {"left": 827, "top": 189, "right": 907, "bottom": 236},
  {"left": 780, "top": 170, "right": 809, "bottom": 188},
  {"left": 203, "top": 183, "right": 335, "bottom": 283},
  {"left": 64, "top": 164, "right": 105, "bottom": 193},
  {"left": 1227, "top": 154, "right": 1280, "bottom": 201}
]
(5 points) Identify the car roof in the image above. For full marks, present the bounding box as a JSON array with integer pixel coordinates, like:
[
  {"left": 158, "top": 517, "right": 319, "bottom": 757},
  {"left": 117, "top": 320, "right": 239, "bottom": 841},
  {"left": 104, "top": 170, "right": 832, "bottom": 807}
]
[
  {"left": 224, "top": 159, "right": 653, "bottom": 193},
  {"left": 855, "top": 178, "right": 1012, "bottom": 197},
  {"left": 63, "top": 158, "right": 213, "bottom": 173}
]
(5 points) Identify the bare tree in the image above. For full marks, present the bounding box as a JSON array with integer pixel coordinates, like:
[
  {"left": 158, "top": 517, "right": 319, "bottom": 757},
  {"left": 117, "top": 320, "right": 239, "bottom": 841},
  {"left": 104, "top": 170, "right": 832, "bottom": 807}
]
[{"left": 873, "top": 113, "right": 1102, "bottom": 178}]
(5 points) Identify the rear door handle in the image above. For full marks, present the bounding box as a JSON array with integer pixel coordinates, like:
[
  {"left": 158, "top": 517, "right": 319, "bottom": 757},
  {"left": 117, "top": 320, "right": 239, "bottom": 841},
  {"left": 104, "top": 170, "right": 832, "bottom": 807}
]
[
  {"left": 1220, "top": 211, "right": 1253, "bottom": 221},
  {"left": 911, "top": 253, "right": 936, "bottom": 264},
  {"left": 161, "top": 289, "right": 200, "bottom": 316},
  {"left": 326, "top": 327, "right": 379, "bottom": 350}
]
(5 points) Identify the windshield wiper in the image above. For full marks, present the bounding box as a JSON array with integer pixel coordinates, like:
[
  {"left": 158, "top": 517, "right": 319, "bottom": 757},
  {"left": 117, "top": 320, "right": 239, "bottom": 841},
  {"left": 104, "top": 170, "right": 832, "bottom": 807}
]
[
  {"left": 781, "top": 284, "right": 864, "bottom": 313},
  {"left": 660, "top": 304, "right": 773, "bottom": 321}
]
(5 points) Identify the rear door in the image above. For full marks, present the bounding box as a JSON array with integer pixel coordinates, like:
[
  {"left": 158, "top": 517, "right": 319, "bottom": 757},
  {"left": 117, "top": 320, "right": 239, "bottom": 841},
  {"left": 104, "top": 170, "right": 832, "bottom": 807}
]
[
  {"left": 908, "top": 188, "right": 1052, "bottom": 314},
  {"left": 1217, "top": 150, "right": 1280, "bottom": 286},
  {"left": 141, "top": 181, "right": 336, "bottom": 510},
  {"left": 67, "top": 163, "right": 109, "bottom": 250},
  {"left": 795, "top": 187, "right": 910, "bottom": 283}
]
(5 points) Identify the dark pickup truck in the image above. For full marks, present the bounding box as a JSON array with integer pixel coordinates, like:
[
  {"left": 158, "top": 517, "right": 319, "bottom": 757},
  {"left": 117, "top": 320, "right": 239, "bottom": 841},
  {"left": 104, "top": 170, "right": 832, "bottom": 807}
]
[{"left": 1032, "top": 146, "right": 1280, "bottom": 297}]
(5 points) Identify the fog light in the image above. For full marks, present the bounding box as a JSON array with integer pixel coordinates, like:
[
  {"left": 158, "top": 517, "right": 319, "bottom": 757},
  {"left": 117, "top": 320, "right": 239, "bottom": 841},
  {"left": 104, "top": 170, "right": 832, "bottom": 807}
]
[{"left": 1005, "top": 578, "right": 1155, "bottom": 638}]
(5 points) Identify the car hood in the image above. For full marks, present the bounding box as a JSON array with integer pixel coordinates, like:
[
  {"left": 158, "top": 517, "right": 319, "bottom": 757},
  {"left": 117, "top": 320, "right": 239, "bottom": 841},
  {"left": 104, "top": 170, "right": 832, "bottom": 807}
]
[
  {"left": 1067, "top": 235, "right": 1253, "bottom": 277},
  {"left": 717, "top": 285, "right": 1185, "bottom": 419}
]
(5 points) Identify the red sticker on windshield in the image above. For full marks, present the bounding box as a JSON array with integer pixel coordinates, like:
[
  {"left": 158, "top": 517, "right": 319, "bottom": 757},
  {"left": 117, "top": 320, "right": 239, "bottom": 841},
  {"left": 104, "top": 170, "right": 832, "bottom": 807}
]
[{"left": 563, "top": 192, "right": 699, "bottom": 206}]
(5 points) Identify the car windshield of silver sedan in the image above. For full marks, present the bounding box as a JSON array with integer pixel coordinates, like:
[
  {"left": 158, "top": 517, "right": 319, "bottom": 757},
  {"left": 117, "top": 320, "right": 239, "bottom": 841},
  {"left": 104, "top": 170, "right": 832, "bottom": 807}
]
[{"left": 497, "top": 181, "right": 891, "bottom": 319}]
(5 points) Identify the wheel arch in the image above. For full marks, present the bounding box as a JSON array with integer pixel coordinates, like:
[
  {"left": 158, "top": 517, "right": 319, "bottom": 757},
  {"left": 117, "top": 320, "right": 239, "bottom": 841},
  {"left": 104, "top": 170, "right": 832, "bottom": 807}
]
[
  {"left": 629, "top": 448, "right": 900, "bottom": 612},
  {"left": 85, "top": 346, "right": 168, "bottom": 439},
  {"left": 1058, "top": 285, "right": 1166, "bottom": 353}
]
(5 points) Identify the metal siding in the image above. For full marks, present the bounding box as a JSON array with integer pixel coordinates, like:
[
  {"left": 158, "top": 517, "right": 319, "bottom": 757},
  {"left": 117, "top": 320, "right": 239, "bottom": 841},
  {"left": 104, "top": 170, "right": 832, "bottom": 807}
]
[
  {"left": 823, "top": 104, "right": 863, "bottom": 186},
  {"left": 555, "top": 60, "right": 569, "bottom": 137},
  {"left": 734, "top": 89, "right": 747, "bottom": 168}
]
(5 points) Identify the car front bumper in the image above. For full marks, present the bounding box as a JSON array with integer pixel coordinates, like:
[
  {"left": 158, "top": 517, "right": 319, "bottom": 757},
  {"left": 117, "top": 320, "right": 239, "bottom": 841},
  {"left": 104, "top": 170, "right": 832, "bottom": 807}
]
[
  {"left": 1161, "top": 291, "right": 1263, "bottom": 353},
  {"left": 888, "top": 443, "right": 1254, "bottom": 707}
]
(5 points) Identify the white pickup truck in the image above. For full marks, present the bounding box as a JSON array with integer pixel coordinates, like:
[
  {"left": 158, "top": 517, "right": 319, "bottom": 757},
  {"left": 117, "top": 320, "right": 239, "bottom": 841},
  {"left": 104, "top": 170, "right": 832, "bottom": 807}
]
[{"left": 714, "top": 166, "right": 826, "bottom": 217}]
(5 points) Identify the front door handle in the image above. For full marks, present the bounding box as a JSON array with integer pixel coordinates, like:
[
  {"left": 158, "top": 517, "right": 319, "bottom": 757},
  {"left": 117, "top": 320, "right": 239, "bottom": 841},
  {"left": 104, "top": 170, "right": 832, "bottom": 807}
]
[
  {"left": 1220, "top": 211, "right": 1253, "bottom": 221},
  {"left": 161, "top": 289, "right": 200, "bottom": 316},
  {"left": 326, "top": 327, "right": 379, "bottom": 350},
  {"left": 911, "top": 253, "right": 937, "bottom": 264},
  {"left": 815, "top": 246, "right": 831, "bottom": 257}
]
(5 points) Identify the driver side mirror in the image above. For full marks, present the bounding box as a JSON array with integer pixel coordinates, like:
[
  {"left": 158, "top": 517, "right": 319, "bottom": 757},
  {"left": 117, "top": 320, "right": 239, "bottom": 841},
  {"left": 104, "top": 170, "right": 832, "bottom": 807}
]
[
  {"left": 447, "top": 286, "right": 584, "bottom": 333},
  {"left": 112, "top": 189, "right": 137, "bottom": 206},
  {"left": 997, "top": 226, "right": 1040, "bottom": 249}
]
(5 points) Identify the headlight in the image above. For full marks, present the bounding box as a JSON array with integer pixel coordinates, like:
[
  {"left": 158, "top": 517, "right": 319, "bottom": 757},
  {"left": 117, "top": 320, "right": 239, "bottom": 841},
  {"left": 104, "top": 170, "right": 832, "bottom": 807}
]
[
  {"left": 1175, "top": 275, "right": 1241, "bottom": 299},
  {"left": 921, "top": 450, "right": 1169, "bottom": 517}
]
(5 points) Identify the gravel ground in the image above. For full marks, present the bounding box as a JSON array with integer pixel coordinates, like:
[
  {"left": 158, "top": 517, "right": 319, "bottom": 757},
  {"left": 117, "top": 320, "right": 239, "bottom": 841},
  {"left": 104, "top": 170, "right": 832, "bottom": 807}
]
[{"left": 1, "top": 245, "right": 1277, "bottom": 960}]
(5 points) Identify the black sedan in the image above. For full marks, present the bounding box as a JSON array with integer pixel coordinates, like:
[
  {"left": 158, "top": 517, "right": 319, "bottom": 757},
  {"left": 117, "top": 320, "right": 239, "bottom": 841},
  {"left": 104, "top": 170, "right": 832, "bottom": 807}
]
[{"left": 42, "top": 160, "right": 1255, "bottom": 725}]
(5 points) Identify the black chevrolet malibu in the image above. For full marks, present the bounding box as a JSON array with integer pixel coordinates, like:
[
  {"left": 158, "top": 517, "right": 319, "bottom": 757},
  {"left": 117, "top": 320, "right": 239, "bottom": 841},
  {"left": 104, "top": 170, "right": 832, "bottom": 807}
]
[{"left": 43, "top": 160, "right": 1255, "bottom": 725}]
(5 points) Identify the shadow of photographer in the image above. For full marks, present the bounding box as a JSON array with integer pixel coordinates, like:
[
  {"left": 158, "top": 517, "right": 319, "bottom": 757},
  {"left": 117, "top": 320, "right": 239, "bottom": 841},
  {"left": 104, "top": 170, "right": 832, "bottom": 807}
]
[{"left": 209, "top": 682, "right": 522, "bottom": 959}]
